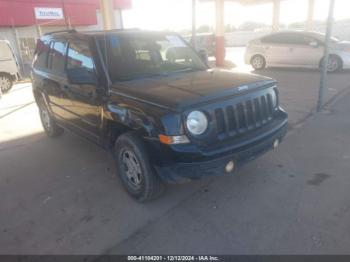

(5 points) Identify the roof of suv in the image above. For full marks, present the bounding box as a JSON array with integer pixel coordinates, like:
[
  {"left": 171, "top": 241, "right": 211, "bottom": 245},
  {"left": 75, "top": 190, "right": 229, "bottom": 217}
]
[{"left": 41, "top": 29, "right": 179, "bottom": 42}]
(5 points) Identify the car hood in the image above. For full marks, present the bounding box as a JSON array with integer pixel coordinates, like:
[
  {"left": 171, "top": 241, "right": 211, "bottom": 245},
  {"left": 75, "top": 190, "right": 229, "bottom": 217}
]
[
  {"left": 333, "top": 41, "right": 350, "bottom": 50},
  {"left": 110, "top": 69, "right": 275, "bottom": 111}
]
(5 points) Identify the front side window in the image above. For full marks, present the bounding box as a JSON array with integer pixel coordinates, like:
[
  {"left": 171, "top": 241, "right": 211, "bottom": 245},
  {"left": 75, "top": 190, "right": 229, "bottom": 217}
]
[
  {"left": 98, "top": 33, "right": 207, "bottom": 82},
  {"left": 67, "top": 41, "right": 94, "bottom": 72}
]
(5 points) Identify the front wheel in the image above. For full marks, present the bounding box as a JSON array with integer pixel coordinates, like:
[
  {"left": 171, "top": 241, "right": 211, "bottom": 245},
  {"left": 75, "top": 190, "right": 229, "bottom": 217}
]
[
  {"left": 38, "top": 100, "right": 64, "bottom": 138},
  {"left": 114, "top": 132, "right": 164, "bottom": 202},
  {"left": 0, "top": 74, "right": 13, "bottom": 94},
  {"left": 251, "top": 55, "right": 266, "bottom": 70}
]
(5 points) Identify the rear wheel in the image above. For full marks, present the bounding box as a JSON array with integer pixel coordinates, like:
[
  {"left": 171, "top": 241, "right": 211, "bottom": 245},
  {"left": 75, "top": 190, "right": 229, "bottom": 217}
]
[
  {"left": 0, "top": 74, "right": 13, "bottom": 94},
  {"left": 114, "top": 132, "right": 164, "bottom": 202},
  {"left": 251, "top": 55, "right": 266, "bottom": 70},
  {"left": 38, "top": 99, "right": 64, "bottom": 138},
  {"left": 326, "top": 55, "right": 342, "bottom": 73}
]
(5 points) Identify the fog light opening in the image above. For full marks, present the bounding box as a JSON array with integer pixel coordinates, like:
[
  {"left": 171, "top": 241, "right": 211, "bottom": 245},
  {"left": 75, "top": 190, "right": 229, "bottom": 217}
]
[
  {"left": 273, "top": 139, "right": 280, "bottom": 150},
  {"left": 225, "top": 160, "right": 235, "bottom": 173}
]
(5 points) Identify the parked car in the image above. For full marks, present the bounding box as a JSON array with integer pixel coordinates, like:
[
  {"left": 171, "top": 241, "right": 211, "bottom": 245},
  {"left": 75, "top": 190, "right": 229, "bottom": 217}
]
[
  {"left": 0, "top": 40, "right": 21, "bottom": 93},
  {"left": 32, "top": 29, "right": 288, "bottom": 202},
  {"left": 184, "top": 32, "right": 225, "bottom": 58},
  {"left": 245, "top": 31, "right": 350, "bottom": 72}
]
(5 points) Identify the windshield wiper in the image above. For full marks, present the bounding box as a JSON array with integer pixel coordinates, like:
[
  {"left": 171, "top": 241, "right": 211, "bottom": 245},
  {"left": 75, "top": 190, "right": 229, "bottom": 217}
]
[{"left": 170, "top": 67, "right": 201, "bottom": 74}]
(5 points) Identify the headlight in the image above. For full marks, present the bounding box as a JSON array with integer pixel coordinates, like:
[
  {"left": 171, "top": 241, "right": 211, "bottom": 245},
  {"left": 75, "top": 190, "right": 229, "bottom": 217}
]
[{"left": 186, "top": 111, "right": 208, "bottom": 135}]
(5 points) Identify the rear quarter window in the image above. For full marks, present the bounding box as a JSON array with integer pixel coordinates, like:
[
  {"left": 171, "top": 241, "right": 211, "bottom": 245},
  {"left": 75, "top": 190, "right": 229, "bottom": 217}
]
[
  {"left": 48, "top": 41, "right": 67, "bottom": 75},
  {"left": 33, "top": 39, "right": 50, "bottom": 69}
]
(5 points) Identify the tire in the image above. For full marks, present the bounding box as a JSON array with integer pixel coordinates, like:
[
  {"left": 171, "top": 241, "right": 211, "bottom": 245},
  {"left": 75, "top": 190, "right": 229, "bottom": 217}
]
[
  {"left": 114, "top": 132, "right": 164, "bottom": 202},
  {"left": 38, "top": 99, "right": 64, "bottom": 138},
  {"left": 0, "top": 74, "right": 13, "bottom": 94},
  {"left": 325, "top": 55, "right": 342, "bottom": 73},
  {"left": 251, "top": 55, "right": 266, "bottom": 70}
]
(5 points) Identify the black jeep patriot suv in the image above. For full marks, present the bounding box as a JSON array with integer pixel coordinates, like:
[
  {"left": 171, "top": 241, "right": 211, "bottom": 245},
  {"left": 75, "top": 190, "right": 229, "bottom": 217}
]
[{"left": 32, "top": 29, "right": 288, "bottom": 202}]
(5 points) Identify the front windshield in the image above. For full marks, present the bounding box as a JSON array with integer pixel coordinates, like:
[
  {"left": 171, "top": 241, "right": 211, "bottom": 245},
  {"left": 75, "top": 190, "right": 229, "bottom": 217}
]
[{"left": 97, "top": 32, "right": 208, "bottom": 82}]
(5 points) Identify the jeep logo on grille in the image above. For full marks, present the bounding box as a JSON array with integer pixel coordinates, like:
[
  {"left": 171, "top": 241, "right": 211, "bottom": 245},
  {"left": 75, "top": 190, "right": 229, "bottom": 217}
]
[{"left": 238, "top": 85, "right": 249, "bottom": 92}]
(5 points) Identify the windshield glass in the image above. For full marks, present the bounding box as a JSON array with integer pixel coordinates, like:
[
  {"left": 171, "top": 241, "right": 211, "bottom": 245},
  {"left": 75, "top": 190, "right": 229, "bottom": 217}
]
[
  {"left": 310, "top": 32, "right": 339, "bottom": 43},
  {"left": 97, "top": 32, "right": 208, "bottom": 82}
]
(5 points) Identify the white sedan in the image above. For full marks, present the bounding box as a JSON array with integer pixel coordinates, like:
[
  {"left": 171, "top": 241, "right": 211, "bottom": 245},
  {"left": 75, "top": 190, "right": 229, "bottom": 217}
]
[{"left": 245, "top": 31, "right": 350, "bottom": 72}]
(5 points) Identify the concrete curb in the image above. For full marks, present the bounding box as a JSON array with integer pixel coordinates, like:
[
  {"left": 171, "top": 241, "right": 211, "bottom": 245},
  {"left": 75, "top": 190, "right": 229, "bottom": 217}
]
[{"left": 286, "top": 84, "right": 350, "bottom": 137}]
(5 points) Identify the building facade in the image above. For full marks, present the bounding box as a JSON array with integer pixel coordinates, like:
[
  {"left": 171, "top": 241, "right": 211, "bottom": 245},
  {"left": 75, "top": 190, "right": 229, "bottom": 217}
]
[{"left": 0, "top": 0, "right": 131, "bottom": 68}]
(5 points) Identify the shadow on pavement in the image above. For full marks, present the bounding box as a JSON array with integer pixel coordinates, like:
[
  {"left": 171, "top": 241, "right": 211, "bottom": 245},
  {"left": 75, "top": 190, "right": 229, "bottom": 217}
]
[{"left": 0, "top": 131, "right": 209, "bottom": 254}]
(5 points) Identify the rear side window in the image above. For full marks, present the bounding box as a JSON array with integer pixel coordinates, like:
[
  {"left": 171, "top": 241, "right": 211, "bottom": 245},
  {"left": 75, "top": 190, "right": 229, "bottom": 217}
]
[
  {"left": 67, "top": 41, "right": 95, "bottom": 72},
  {"left": 34, "top": 39, "right": 50, "bottom": 69},
  {"left": 48, "top": 41, "right": 67, "bottom": 75},
  {"left": 0, "top": 42, "right": 14, "bottom": 60},
  {"left": 261, "top": 33, "right": 294, "bottom": 44}
]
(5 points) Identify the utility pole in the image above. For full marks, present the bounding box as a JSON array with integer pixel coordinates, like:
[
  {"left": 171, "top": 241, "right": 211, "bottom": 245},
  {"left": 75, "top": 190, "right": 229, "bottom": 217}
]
[
  {"left": 192, "top": 0, "right": 196, "bottom": 50},
  {"left": 317, "top": 0, "right": 335, "bottom": 112}
]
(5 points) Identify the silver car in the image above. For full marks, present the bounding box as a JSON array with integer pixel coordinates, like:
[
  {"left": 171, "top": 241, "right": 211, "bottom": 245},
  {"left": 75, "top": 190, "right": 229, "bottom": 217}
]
[{"left": 245, "top": 31, "right": 350, "bottom": 72}]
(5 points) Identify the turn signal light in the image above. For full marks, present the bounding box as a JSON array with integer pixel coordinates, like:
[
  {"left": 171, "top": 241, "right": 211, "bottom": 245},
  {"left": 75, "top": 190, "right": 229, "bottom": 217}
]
[{"left": 159, "top": 134, "right": 190, "bottom": 145}]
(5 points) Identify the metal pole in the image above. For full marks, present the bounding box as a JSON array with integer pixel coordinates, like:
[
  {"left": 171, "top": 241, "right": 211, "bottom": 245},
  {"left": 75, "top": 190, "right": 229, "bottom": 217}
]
[
  {"left": 272, "top": 0, "right": 280, "bottom": 32},
  {"left": 317, "top": 0, "right": 335, "bottom": 112},
  {"left": 215, "top": 0, "right": 225, "bottom": 67},
  {"left": 307, "top": 0, "right": 315, "bottom": 31},
  {"left": 100, "top": 0, "right": 117, "bottom": 30},
  {"left": 61, "top": 0, "right": 70, "bottom": 29},
  {"left": 192, "top": 0, "right": 196, "bottom": 50},
  {"left": 120, "top": 10, "right": 124, "bottom": 29}
]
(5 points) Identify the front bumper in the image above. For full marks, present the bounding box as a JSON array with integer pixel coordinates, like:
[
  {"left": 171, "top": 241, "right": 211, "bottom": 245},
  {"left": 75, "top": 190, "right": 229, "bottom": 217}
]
[
  {"left": 339, "top": 51, "right": 350, "bottom": 69},
  {"left": 153, "top": 118, "right": 288, "bottom": 183}
]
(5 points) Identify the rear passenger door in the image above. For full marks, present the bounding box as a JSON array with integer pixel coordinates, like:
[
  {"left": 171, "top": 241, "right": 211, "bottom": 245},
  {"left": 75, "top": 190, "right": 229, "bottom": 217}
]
[
  {"left": 64, "top": 40, "right": 102, "bottom": 140},
  {"left": 45, "top": 40, "right": 72, "bottom": 120},
  {"left": 261, "top": 33, "right": 294, "bottom": 66}
]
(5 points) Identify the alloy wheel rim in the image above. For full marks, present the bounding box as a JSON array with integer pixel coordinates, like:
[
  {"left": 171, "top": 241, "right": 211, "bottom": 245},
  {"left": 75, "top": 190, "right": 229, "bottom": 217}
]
[
  {"left": 41, "top": 107, "right": 51, "bottom": 130},
  {"left": 121, "top": 150, "right": 143, "bottom": 189},
  {"left": 253, "top": 57, "right": 263, "bottom": 68},
  {"left": 0, "top": 77, "right": 11, "bottom": 92},
  {"left": 327, "top": 58, "right": 338, "bottom": 72}
]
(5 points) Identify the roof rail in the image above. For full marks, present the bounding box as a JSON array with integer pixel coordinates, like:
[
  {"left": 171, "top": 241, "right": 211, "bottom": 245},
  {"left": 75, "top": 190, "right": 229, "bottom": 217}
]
[
  {"left": 44, "top": 29, "right": 77, "bottom": 36},
  {"left": 109, "top": 28, "right": 140, "bottom": 32}
]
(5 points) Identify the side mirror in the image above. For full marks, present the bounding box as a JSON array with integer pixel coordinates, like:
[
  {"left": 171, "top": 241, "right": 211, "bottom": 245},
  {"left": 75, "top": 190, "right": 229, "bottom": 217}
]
[
  {"left": 197, "top": 49, "right": 208, "bottom": 64},
  {"left": 309, "top": 41, "right": 319, "bottom": 48},
  {"left": 67, "top": 67, "right": 97, "bottom": 85}
]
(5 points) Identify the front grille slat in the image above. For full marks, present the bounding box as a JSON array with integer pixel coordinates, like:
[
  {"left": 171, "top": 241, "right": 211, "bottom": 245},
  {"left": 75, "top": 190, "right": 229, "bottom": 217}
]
[
  {"left": 226, "top": 106, "right": 236, "bottom": 132},
  {"left": 250, "top": 99, "right": 257, "bottom": 127},
  {"left": 233, "top": 105, "right": 241, "bottom": 133},
  {"left": 267, "top": 94, "right": 273, "bottom": 119},
  {"left": 242, "top": 102, "right": 249, "bottom": 130},
  {"left": 214, "top": 92, "right": 275, "bottom": 139}
]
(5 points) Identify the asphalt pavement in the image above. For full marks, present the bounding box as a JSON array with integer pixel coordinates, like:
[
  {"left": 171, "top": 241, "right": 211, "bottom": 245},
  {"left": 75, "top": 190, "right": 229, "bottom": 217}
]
[{"left": 1, "top": 51, "right": 350, "bottom": 254}]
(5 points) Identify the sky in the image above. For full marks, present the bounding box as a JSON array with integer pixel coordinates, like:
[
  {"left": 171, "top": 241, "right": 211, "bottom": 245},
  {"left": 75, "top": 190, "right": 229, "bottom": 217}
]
[{"left": 123, "top": 0, "right": 350, "bottom": 31}]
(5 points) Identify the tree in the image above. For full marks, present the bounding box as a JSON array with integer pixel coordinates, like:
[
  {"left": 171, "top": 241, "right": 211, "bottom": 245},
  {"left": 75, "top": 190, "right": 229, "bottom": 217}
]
[
  {"left": 197, "top": 25, "right": 211, "bottom": 33},
  {"left": 238, "top": 21, "right": 267, "bottom": 31}
]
